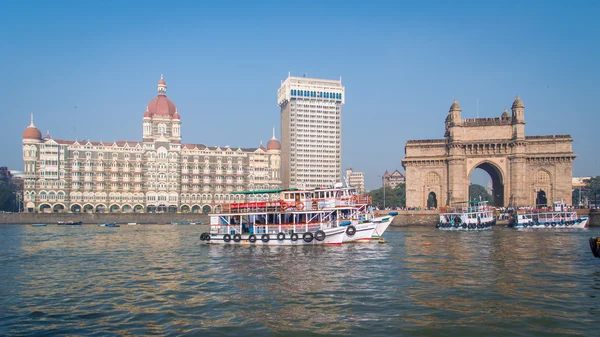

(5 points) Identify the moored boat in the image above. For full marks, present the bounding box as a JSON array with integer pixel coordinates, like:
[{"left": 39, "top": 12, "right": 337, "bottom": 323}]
[
  {"left": 126, "top": 222, "right": 138, "bottom": 226},
  {"left": 590, "top": 237, "right": 600, "bottom": 258},
  {"left": 371, "top": 212, "right": 397, "bottom": 240},
  {"left": 436, "top": 200, "right": 495, "bottom": 230},
  {"left": 341, "top": 212, "right": 397, "bottom": 243},
  {"left": 57, "top": 221, "right": 82, "bottom": 226},
  {"left": 200, "top": 185, "right": 371, "bottom": 246},
  {"left": 31, "top": 223, "right": 48, "bottom": 227},
  {"left": 509, "top": 201, "right": 588, "bottom": 229},
  {"left": 99, "top": 222, "right": 120, "bottom": 228}
]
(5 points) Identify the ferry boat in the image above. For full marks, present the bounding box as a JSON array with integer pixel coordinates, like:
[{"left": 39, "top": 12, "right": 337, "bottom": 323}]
[
  {"left": 509, "top": 201, "right": 588, "bottom": 229},
  {"left": 436, "top": 200, "right": 496, "bottom": 230},
  {"left": 199, "top": 185, "right": 381, "bottom": 245}
]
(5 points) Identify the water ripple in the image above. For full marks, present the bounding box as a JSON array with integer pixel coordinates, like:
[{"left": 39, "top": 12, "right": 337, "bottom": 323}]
[{"left": 1, "top": 225, "right": 600, "bottom": 336}]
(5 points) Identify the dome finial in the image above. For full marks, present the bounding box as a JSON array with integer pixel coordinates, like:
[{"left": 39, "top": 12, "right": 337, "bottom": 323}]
[
  {"left": 30, "top": 112, "right": 35, "bottom": 127},
  {"left": 272, "top": 127, "right": 276, "bottom": 140},
  {"left": 157, "top": 75, "right": 167, "bottom": 95}
]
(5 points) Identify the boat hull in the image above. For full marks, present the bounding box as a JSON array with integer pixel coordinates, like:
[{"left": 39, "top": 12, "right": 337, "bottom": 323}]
[
  {"left": 514, "top": 216, "right": 588, "bottom": 229},
  {"left": 203, "top": 227, "right": 345, "bottom": 246},
  {"left": 342, "top": 222, "right": 377, "bottom": 243}
]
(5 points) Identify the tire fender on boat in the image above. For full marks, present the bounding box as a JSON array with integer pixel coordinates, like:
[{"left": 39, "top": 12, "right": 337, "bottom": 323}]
[
  {"left": 290, "top": 233, "right": 299, "bottom": 242},
  {"left": 200, "top": 233, "right": 206, "bottom": 241},
  {"left": 315, "top": 230, "right": 326, "bottom": 241},
  {"left": 346, "top": 225, "right": 356, "bottom": 236},
  {"left": 248, "top": 234, "right": 257, "bottom": 243},
  {"left": 303, "top": 232, "right": 314, "bottom": 243},
  {"left": 205, "top": 234, "right": 211, "bottom": 241},
  {"left": 233, "top": 234, "right": 242, "bottom": 242},
  {"left": 277, "top": 232, "right": 286, "bottom": 241},
  {"left": 223, "top": 234, "right": 231, "bottom": 243},
  {"left": 261, "top": 234, "right": 270, "bottom": 243}
]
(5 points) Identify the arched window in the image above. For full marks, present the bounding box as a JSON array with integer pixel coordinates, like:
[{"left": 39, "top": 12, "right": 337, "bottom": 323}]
[
  {"left": 425, "top": 172, "right": 440, "bottom": 185},
  {"left": 536, "top": 170, "right": 550, "bottom": 184}
]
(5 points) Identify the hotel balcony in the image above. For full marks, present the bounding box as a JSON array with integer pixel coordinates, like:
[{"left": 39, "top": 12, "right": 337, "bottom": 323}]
[
  {"left": 134, "top": 168, "right": 142, "bottom": 173},
  {"left": 71, "top": 166, "right": 79, "bottom": 172},
  {"left": 84, "top": 177, "right": 92, "bottom": 182}
]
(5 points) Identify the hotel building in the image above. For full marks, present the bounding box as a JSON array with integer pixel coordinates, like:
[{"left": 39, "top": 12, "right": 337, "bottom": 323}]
[
  {"left": 277, "top": 75, "right": 344, "bottom": 189},
  {"left": 21, "top": 77, "right": 282, "bottom": 213},
  {"left": 344, "top": 168, "right": 365, "bottom": 194}
]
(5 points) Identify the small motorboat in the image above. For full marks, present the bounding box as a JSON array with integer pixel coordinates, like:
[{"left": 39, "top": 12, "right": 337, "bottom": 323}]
[
  {"left": 31, "top": 223, "right": 48, "bottom": 227},
  {"left": 99, "top": 222, "right": 120, "bottom": 228},
  {"left": 126, "top": 222, "right": 138, "bottom": 226},
  {"left": 590, "top": 237, "right": 600, "bottom": 258},
  {"left": 57, "top": 221, "right": 83, "bottom": 226}
]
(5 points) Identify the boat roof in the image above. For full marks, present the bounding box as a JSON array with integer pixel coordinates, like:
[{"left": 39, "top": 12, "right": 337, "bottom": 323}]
[{"left": 231, "top": 186, "right": 358, "bottom": 195}]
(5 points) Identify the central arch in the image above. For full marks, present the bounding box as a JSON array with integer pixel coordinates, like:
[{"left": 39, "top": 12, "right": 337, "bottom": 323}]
[{"left": 468, "top": 161, "right": 505, "bottom": 207}]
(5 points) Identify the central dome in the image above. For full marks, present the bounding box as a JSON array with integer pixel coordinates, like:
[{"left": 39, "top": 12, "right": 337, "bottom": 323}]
[
  {"left": 147, "top": 95, "right": 177, "bottom": 117},
  {"left": 145, "top": 76, "right": 178, "bottom": 117}
]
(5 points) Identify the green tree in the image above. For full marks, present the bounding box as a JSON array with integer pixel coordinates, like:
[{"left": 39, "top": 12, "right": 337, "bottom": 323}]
[
  {"left": 584, "top": 176, "right": 600, "bottom": 207},
  {"left": 469, "top": 184, "right": 492, "bottom": 204},
  {"left": 0, "top": 182, "right": 12, "bottom": 211},
  {"left": 368, "top": 183, "right": 406, "bottom": 209}
]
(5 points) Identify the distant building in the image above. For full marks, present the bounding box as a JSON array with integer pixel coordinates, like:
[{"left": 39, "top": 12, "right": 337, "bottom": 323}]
[
  {"left": 21, "top": 77, "right": 282, "bottom": 214},
  {"left": 383, "top": 170, "right": 405, "bottom": 188},
  {"left": 572, "top": 177, "right": 591, "bottom": 188},
  {"left": 278, "top": 74, "right": 344, "bottom": 189},
  {"left": 0, "top": 167, "right": 12, "bottom": 182},
  {"left": 345, "top": 168, "right": 365, "bottom": 194}
]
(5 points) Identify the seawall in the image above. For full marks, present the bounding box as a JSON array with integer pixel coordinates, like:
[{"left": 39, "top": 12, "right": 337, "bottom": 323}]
[{"left": 0, "top": 213, "right": 210, "bottom": 225}]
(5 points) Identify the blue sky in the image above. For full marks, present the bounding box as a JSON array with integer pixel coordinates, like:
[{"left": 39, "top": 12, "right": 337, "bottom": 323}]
[{"left": 1, "top": 0, "right": 598, "bottom": 190}]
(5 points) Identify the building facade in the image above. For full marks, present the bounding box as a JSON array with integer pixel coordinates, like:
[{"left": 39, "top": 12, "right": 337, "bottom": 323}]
[
  {"left": 277, "top": 75, "right": 344, "bottom": 189},
  {"left": 402, "top": 96, "right": 576, "bottom": 208},
  {"left": 383, "top": 170, "right": 406, "bottom": 188},
  {"left": 345, "top": 168, "right": 365, "bottom": 194},
  {"left": 22, "top": 77, "right": 282, "bottom": 213}
]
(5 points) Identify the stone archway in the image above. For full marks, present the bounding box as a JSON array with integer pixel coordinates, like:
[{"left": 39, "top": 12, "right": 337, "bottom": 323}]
[
  {"left": 469, "top": 161, "right": 505, "bottom": 207},
  {"left": 536, "top": 190, "right": 548, "bottom": 208},
  {"left": 427, "top": 192, "right": 437, "bottom": 209},
  {"left": 402, "top": 96, "right": 576, "bottom": 208}
]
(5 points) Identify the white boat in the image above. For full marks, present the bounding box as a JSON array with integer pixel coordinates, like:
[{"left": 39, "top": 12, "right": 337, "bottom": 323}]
[
  {"left": 126, "top": 222, "right": 138, "bottom": 226},
  {"left": 370, "top": 212, "right": 397, "bottom": 240},
  {"left": 436, "top": 200, "right": 496, "bottom": 230},
  {"left": 200, "top": 185, "right": 372, "bottom": 246},
  {"left": 510, "top": 201, "right": 588, "bottom": 229},
  {"left": 341, "top": 212, "right": 397, "bottom": 242}
]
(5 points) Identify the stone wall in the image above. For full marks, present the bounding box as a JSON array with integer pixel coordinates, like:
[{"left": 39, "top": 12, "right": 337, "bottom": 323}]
[
  {"left": 0, "top": 212, "right": 209, "bottom": 225},
  {"left": 375, "top": 210, "right": 439, "bottom": 227}
]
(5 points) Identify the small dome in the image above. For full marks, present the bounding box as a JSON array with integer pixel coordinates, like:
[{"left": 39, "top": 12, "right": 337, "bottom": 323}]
[
  {"left": 23, "top": 126, "right": 42, "bottom": 140},
  {"left": 501, "top": 108, "right": 510, "bottom": 118},
  {"left": 267, "top": 138, "right": 281, "bottom": 150},
  {"left": 172, "top": 112, "right": 180, "bottom": 120},
  {"left": 512, "top": 95, "right": 524, "bottom": 109},
  {"left": 143, "top": 110, "right": 151, "bottom": 118},
  {"left": 158, "top": 78, "right": 166, "bottom": 85},
  {"left": 449, "top": 99, "right": 461, "bottom": 112}
]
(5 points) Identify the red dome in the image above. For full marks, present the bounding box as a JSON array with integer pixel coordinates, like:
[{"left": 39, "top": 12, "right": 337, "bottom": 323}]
[
  {"left": 173, "top": 112, "right": 180, "bottom": 120},
  {"left": 147, "top": 95, "right": 177, "bottom": 117},
  {"left": 23, "top": 126, "right": 42, "bottom": 140},
  {"left": 158, "top": 78, "right": 166, "bottom": 85},
  {"left": 267, "top": 138, "right": 281, "bottom": 150}
]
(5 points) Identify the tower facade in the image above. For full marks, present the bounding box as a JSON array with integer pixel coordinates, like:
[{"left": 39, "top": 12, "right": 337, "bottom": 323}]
[{"left": 277, "top": 75, "right": 344, "bottom": 189}]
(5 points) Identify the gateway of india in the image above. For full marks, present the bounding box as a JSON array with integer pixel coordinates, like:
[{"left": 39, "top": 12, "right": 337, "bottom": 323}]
[
  {"left": 21, "top": 77, "right": 282, "bottom": 213},
  {"left": 402, "top": 96, "right": 576, "bottom": 208}
]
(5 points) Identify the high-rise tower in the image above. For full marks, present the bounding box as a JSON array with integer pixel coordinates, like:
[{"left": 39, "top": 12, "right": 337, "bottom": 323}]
[{"left": 277, "top": 75, "right": 344, "bottom": 188}]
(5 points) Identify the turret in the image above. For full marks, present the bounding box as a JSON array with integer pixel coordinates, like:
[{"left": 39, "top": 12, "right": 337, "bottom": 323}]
[{"left": 511, "top": 95, "right": 525, "bottom": 140}]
